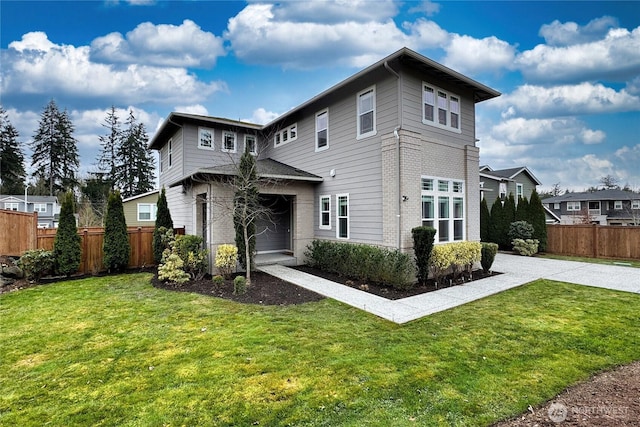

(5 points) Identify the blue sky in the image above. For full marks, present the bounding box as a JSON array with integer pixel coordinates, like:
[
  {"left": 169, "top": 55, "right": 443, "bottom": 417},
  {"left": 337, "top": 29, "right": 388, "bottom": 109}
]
[{"left": 2, "top": 0, "right": 639, "bottom": 192}]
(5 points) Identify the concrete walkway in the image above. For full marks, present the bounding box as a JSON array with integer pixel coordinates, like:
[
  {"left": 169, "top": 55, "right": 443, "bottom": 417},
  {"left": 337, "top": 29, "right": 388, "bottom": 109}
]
[{"left": 259, "top": 253, "right": 640, "bottom": 324}]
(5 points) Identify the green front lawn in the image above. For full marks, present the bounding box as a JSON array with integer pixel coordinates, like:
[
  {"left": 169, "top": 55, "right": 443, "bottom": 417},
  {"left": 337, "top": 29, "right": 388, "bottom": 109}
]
[
  {"left": 1, "top": 274, "right": 638, "bottom": 426},
  {"left": 539, "top": 253, "right": 640, "bottom": 268}
]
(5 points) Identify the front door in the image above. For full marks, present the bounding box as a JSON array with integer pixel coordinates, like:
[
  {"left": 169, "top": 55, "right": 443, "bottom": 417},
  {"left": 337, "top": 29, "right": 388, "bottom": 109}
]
[{"left": 255, "top": 195, "right": 292, "bottom": 253}]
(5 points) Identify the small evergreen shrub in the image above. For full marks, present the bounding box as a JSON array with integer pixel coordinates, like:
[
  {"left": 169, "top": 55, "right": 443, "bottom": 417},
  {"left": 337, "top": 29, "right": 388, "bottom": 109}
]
[
  {"left": 153, "top": 187, "right": 173, "bottom": 264},
  {"left": 304, "top": 240, "right": 415, "bottom": 289},
  {"left": 18, "top": 249, "right": 54, "bottom": 281},
  {"left": 512, "top": 239, "right": 539, "bottom": 256},
  {"left": 481, "top": 242, "right": 498, "bottom": 273},
  {"left": 215, "top": 244, "right": 238, "bottom": 278},
  {"left": 157, "top": 252, "right": 190, "bottom": 285},
  {"left": 212, "top": 275, "right": 224, "bottom": 286},
  {"left": 412, "top": 226, "right": 436, "bottom": 285},
  {"left": 173, "top": 235, "right": 207, "bottom": 280},
  {"left": 429, "top": 242, "right": 482, "bottom": 286},
  {"left": 233, "top": 275, "right": 247, "bottom": 295},
  {"left": 174, "top": 235, "right": 202, "bottom": 261},
  {"left": 508, "top": 221, "right": 534, "bottom": 241}
]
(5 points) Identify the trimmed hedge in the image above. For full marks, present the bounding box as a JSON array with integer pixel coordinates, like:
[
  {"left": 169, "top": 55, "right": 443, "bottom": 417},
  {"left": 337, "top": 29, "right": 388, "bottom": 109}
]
[
  {"left": 305, "top": 240, "right": 415, "bottom": 290},
  {"left": 481, "top": 242, "right": 498, "bottom": 273},
  {"left": 429, "top": 241, "right": 482, "bottom": 285}
]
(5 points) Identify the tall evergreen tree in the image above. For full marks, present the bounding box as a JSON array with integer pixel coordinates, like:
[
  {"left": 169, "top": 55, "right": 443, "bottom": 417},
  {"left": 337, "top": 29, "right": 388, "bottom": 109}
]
[
  {"left": 114, "top": 110, "right": 155, "bottom": 198},
  {"left": 103, "top": 191, "right": 130, "bottom": 272},
  {"left": 529, "top": 190, "right": 548, "bottom": 252},
  {"left": 30, "top": 100, "right": 79, "bottom": 195},
  {"left": 0, "top": 107, "right": 26, "bottom": 194},
  {"left": 53, "top": 191, "right": 81, "bottom": 276},
  {"left": 488, "top": 197, "right": 509, "bottom": 249},
  {"left": 515, "top": 196, "right": 530, "bottom": 223},
  {"left": 153, "top": 187, "right": 173, "bottom": 263},
  {"left": 480, "top": 197, "right": 491, "bottom": 242},
  {"left": 96, "top": 106, "right": 121, "bottom": 189}
]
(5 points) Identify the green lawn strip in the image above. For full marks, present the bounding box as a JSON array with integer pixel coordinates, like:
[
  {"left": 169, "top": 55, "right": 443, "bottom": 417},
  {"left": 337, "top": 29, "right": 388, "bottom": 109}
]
[
  {"left": 1, "top": 274, "right": 638, "bottom": 426},
  {"left": 539, "top": 253, "right": 640, "bottom": 268}
]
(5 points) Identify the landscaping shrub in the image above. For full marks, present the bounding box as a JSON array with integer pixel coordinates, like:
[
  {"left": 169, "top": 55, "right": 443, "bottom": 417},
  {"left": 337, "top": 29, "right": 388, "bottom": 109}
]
[
  {"left": 153, "top": 187, "right": 173, "bottom": 264},
  {"left": 157, "top": 252, "right": 190, "bottom": 285},
  {"left": 215, "top": 244, "right": 238, "bottom": 278},
  {"left": 18, "top": 249, "right": 54, "bottom": 282},
  {"left": 508, "top": 220, "right": 534, "bottom": 241},
  {"left": 429, "top": 242, "right": 482, "bottom": 286},
  {"left": 412, "top": 226, "right": 436, "bottom": 285},
  {"left": 512, "top": 238, "right": 539, "bottom": 256},
  {"left": 304, "top": 240, "right": 414, "bottom": 289},
  {"left": 480, "top": 198, "right": 491, "bottom": 242},
  {"left": 53, "top": 191, "right": 81, "bottom": 276},
  {"left": 529, "top": 190, "right": 548, "bottom": 252},
  {"left": 174, "top": 235, "right": 208, "bottom": 280},
  {"left": 233, "top": 275, "right": 247, "bottom": 295},
  {"left": 212, "top": 275, "right": 224, "bottom": 286},
  {"left": 481, "top": 242, "right": 498, "bottom": 273},
  {"left": 103, "top": 191, "right": 130, "bottom": 273}
]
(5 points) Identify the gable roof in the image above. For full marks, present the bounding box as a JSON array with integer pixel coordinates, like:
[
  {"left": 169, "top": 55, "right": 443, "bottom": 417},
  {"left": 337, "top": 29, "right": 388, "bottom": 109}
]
[
  {"left": 122, "top": 190, "right": 160, "bottom": 203},
  {"left": 480, "top": 166, "right": 542, "bottom": 185},
  {"left": 544, "top": 189, "right": 639, "bottom": 203},
  {"left": 0, "top": 194, "right": 58, "bottom": 203},
  {"left": 167, "top": 158, "right": 323, "bottom": 188}
]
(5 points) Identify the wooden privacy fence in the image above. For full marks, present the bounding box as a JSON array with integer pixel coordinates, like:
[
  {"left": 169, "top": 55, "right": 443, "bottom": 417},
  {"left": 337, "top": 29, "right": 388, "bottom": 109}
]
[
  {"left": 0, "top": 210, "right": 38, "bottom": 256},
  {"left": 547, "top": 224, "right": 640, "bottom": 260}
]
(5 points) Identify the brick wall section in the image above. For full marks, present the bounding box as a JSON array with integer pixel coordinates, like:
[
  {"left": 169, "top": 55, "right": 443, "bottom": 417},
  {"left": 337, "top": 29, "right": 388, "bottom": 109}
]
[
  {"left": 465, "top": 145, "right": 481, "bottom": 241},
  {"left": 399, "top": 130, "right": 422, "bottom": 251},
  {"left": 381, "top": 133, "right": 399, "bottom": 248}
]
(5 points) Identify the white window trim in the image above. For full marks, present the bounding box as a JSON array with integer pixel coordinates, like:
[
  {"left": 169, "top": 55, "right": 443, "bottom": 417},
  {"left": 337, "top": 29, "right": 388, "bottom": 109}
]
[
  {"left": 137, "top": 203, "right": 157, "bottom": 222},
  {"left": 554, "top": 203, "right": 560, "bottom": 210},
  {"left": 273, "top": 123, "right": 298, "bottom": 148},
  {"left": 336, "top": 193, "right": 349, "bottom": 239},
  {"left": 244, "top": 135, "right": 257, "bottom": 155},
  {"left": 632, "top": 200, "right": 640, "bottom": 209},
  {"left": 421, "top": 176, "right": 466, "bottom": 243},
  {"left": 315, "top": 109, "right": 329, "bottom": 152},
  {"left": 356, "top": 86, "right": 377, "bottom": 140},
  {"left": 198, "top": 127, "right": 215, "bottom": 150},
  {"left": 168, "top": 138, "right": 173, "bottom": 168},
  {"left": 37, "top": 223, "right": 49, "bottom": 229},
  {"left": 4, "top": 202, "right": 19, "bottom": 211},
  {"left": 319, "top": 195, "right": 331, "bottom": 230},
  {"left": 422, "top": 82, "right": 462, "bottom": 134},
  {"left": 567, "top": 201, "right": 581, "bottom": 211},
  {"left": 614, "top": 200, "right": 623, "bottom": 210},
  {"left": 34, "top": 203, "right": 48, "bottom": 213},
  {"left": 222, "top": 131, "right": 237, "bottom": 153}
]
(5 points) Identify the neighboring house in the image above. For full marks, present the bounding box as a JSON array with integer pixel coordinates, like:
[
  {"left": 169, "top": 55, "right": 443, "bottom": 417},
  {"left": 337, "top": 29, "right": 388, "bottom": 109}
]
[
  {"left": 479, "top": 165, "right": 542, "bottom": 208},
  {"left": 543, "top": 189, "right": 640, "bottom": 226},
  {"left": 0, "top": 194, "right": 60, "bottom": 228},
  {"left": 122, "top": 190, "right": 159, "bottom": 227},
  {"left": 148, "top": 47, "right": 500, "bottom": 266}
]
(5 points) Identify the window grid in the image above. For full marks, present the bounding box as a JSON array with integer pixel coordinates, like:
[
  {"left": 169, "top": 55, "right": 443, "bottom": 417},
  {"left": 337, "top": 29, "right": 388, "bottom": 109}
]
[
  {"left": 198, "top": 127, "right": 214, "bottom": 150},
  {"left": 567, "top": 201, "right": 581, "bottom": 211},
  {"left": 421, "top": 176, "right": 465, "bottom": 243},
  {"left": 319, "top": 195, "right": 331, "bottom": 230},
  {"left": 34, "top": 203, "right": 47, "bottom": 213},
  {"left": 357, "top": 86, "right": 376, "bottom": 139},
  {"left": 423, "top": 83, "right": 462, "bottom": 133},
  {"left": 222, "top": 132, "right": 236, "bottom": 153},
  {"left": 614, "top": 200, "right": 623, "bottom": 210},
  {"left": 137, "top": 203, "right": 157, "bottom": 221},
  {"left": 4, "top": 203, "right": 19, "bottom": 211},
  {"left": 316, "top": 109, "right": 329, "bottom": 151},
  {"left": 274, "top": 123, "right": 298, "bottom": 147},
  {"left": 337, "top": 194, "right": 349, "bottom": 239},
  {"left": 633, "top": 200, "right": 640, "bottom": 209},
  {"left": 245, "top": 135, "right": 257, "bottom": 155}
]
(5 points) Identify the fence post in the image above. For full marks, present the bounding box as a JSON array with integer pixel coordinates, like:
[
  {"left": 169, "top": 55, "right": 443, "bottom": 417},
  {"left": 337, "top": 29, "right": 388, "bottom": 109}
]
[
  {"left": 137, "top": 227, "right": 142, "bottom": 268},
  {"left": 592, "top": 224, "right": 599, "bottom": 258}
]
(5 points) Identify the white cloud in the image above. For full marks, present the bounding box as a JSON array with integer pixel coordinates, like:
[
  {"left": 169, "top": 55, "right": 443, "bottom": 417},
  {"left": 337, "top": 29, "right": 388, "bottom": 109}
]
[
  {"left": 443, "top": 34, "right": 516, "bottom": 74},
  {"left": 539, "top": 16, "right": 618, "bottom": 46},
  {"left": 580, "top": 129, "right": 606, "bottom": 145},
  {"left": 490, "top": 83, "right": 640, "bottom": 117},
  {"left": 1, "top": 32, "right": 226, "bottom": 105},
  {"left": 272, "top": 0, "right": 398, "bottom": 23},
  {"left": 246, "top": 108, "right": 280, "bottom": 125},
  {"left": 91, "top": 20, "right": 225, "bottom": 68},
  {"left": 516, "top": 26, "right": 640, "bottom": 83},
  {"left": 174, "top": 104, "right": 209, "bottom": 116},
  {"left": 408, "top": 1, "right": 441, "bottom": 16}
]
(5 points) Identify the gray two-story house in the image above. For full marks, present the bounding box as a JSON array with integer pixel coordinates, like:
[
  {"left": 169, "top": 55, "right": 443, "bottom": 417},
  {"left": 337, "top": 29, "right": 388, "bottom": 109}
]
[
  {"left": 148, "top": 47, "right": 500, "bottom": 265},
  {"left": 0, "top": 194, "right": 60, "bottom": 228},
  {"left": 543, "top": 189, "right": 640, "bottom": 226},
  {"left": 479, "top": 165, "right": 542, "bottom": 207}
]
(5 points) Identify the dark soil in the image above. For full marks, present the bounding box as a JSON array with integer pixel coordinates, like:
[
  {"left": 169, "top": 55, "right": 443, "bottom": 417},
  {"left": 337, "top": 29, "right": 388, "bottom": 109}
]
[{"left": 493, "top": 361, "right": 640, "bottom": 426}]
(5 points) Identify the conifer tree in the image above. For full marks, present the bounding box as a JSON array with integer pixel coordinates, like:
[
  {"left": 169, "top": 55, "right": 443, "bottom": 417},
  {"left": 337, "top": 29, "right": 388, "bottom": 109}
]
[
  {"left": 480, "top": 197, "right": 491, "bottom": 242},
  {"left": 153, "top": 187, "right": 173, "bottom": 263},
  {"left": 103, "top": 191, "right": 130, "bottom": 272},
  {"left": 488, "top": 197, "right": 508, "bottom": 249},
  {"left": 515, "top": 196, "right": 530, "bottom": 223},
  {"left": 114, "top": 110, "right": 155, "bottom": 198},
  {"left": 96, "top": 106, "right": 120, "bottom": 190},
  {"left": 529, "top": 190, "right": 548, "bottom": 252},
  {"left": 0, "top": 107, "right": 26, "bottom": 194},
  {"left": 53, "top": 191, "right": 81, "bottom": 276},
  {"left": 30, "top": 100, "right": 79, "bottom": 195}
]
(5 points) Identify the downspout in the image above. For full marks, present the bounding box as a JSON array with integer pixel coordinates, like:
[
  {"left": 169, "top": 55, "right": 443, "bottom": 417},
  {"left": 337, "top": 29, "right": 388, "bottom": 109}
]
[{"left": 384, "top": 60, "right": 403, "bottom": 250}]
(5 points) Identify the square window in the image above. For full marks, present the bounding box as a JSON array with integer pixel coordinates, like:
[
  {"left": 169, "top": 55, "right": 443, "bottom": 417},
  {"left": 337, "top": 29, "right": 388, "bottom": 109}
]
[
  {"left": 222, "top": 132, "right": 236, "bottom": 153},
  {"left": 137, "top": 203, "right": 157, "bottom": 221},
  {"left": 438, "top": 180, "right": 449, "bottom": 192},
  {"left": 614, "top": 200, "right": 623, "bottom": 210}
]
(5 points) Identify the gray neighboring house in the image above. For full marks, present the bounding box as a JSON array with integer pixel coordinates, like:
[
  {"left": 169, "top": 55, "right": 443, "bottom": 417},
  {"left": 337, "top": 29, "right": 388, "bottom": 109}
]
[
  {"left": 543, "top": 189, "right": 640, "bottom": 226},
  {"left": 0, "top": 194, "right": 60, "bottom": 228},
  {"left": 148, "top": 47, "right": 500, "bottom": 266},
  {"left": 479, "top": 165, "right": 542, "bottom": 208}
]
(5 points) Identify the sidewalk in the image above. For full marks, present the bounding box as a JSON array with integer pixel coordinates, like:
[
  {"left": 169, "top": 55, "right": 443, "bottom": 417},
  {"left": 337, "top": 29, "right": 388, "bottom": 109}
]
[{"left": 259, "top": 253, "right": 640, "bottom": 324}]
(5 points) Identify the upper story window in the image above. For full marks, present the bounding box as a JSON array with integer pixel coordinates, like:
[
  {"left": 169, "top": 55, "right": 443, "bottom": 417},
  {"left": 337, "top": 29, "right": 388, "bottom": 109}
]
[
  {"left": 421, "top": 176, "right": 465, "bottom": 243},
  {"left": 245, "top": 135, "right": 257, "bottom": 155},
  {"left": 316, "top": 109, "right": 329, "bottom": 152},
  {"left": 34, "top": 203, "right": 47, "bottom": 213},
  {"left": 222, "top": 131, "right": 237, "bottom": 153},
  {"left": 274, "top": 123, "right": 298, "bottom": 147},
  {"left": 357, "top": 86, "right": 376, "bottom": 139},
  {"left": 168, "top": 139, "right": 173, "bottom": 168},
  {"left": 633, "top": 200, "right": 640, "bottom": 209},
  {"left": 198, "top": 127, "right": 214, "bottom": 150},
  {"left": 567, "top": 201, "right": 581, "bottom": 211},
  {"left": 516, "top": 184, "right": 524, "bottom": 203},
  {"left": 423, "top": 83, "right": 461, "bottom": 133},
  {"left": 137, "top": 203, "right": 157, "bottom": 221},
  {"left": 319, "top": 195, "right": 331, "bottom": 230},
  {"left": 4, "top": 202, "right": 19, "bottom": 211},
  {"left": 614, "top": 200, "right": 623, "bottom": 210}
]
